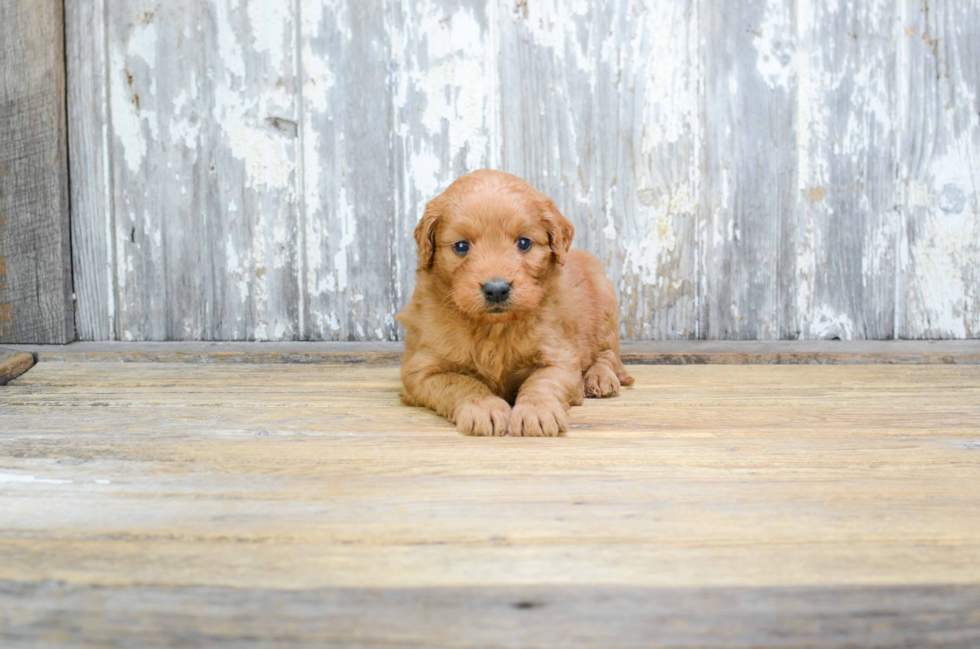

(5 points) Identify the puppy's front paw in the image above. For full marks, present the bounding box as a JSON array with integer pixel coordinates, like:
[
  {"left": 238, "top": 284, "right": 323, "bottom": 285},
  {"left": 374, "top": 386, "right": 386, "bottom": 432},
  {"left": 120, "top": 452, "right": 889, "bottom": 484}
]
[
  {"left": 508, "top": 400, "right": 568, "bottom": 437},
  {"left": 453, "top": 396, "right": 511, "bottom": 436}
]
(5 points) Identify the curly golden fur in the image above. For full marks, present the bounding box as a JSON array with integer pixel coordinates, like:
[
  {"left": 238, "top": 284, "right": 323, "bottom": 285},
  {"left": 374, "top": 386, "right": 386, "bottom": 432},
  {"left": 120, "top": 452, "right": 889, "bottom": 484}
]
[{"left": 396, "top": 170, "right": 633, "bottom": 436}]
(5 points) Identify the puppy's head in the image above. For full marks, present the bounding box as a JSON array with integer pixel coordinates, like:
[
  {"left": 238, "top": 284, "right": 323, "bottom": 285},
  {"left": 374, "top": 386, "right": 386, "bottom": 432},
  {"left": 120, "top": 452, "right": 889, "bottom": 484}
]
[{"left": 414, "top": 170, "right": 574, "bottom": 323}]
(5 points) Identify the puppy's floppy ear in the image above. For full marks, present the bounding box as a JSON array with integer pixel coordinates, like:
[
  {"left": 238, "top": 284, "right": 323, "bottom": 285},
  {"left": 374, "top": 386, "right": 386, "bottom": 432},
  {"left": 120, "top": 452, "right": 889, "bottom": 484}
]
[
  {"left": 540, "top": 199, "right": 575, "bottom": 266},
  {"left": 415, "top": 195, "right": 446, "bottom": 270}
]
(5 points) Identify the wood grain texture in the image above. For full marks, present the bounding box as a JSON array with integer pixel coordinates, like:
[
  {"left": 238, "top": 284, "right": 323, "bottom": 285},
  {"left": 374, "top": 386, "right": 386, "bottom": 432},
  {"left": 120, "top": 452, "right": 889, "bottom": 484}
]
[
  {"left": 498, "top": 0, "right": 699, "bottom": 340},
  {"left": 65, "top": 1, "right": 980, "bottom": 342},
  {"left": 65, "top": 0, "right": 115, "bottom": 342},
  {"left": 5, "top": 340, "right": 980, "bottom": 365},
  {"left": 388, "top": 0, "right": 498, "bottom": 339},
  {"left": 103, "top": 0, "right": 302, "bottom": 342},
  {"left": 794, "top": 0, "right": 901, "bottom": 340},
  {"left": 0, "top": 348, "right": 33, "bottom": 384},
  {"left": 3, "top": 581, "right": 979, "bottom": 648},
  {"left": 105, "top": 1, "right": 210, "bottom": 341},
  {"left": 899, "top": 0, "right": 980, "bottom": 339},
  {"left": 300, "top": 0, "right": 396, "bottom": 341},
  {"left": 700, "top": 0, "right": 799, "bottom": 340},
  {"left": 1, "top": 362, "right": 979, "bottom": 645},
  {"left": 206, "top": 0, "right": 302, "bottom": 342},
  {"left": 0, "top": 0, "right": 74, "bottom": 344}
]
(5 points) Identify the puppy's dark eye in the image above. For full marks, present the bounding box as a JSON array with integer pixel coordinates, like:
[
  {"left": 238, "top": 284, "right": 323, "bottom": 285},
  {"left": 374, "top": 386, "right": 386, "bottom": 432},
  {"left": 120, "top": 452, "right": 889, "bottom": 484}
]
[
  {"left": 517, "top": 237, "right": 532, "bottom": 252},
  {"left": 453, "top": 241, "right": 470, "bottom": 256}
]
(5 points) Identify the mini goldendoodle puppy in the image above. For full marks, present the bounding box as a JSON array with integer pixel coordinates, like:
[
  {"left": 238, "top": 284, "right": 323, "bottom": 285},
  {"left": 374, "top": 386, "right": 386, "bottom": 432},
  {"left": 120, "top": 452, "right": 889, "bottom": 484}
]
[{"left": 397, "top": 170, "right": 633, "bottom": 436}]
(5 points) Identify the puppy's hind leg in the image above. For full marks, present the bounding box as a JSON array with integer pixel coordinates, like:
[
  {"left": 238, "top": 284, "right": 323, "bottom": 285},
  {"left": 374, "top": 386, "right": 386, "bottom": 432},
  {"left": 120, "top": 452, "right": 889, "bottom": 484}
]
[
  {"left": 583, "top": 350, "right": 633, "bottom": 398},
  {"left": 614, "top": 356, "right": 634, "bottom": 387}
]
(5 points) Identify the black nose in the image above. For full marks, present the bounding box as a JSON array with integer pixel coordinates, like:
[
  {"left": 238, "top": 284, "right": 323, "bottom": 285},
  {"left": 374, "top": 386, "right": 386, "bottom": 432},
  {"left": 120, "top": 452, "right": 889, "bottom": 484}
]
[{"left": 482, "top": 279, "right": 512, "bottom": 304}]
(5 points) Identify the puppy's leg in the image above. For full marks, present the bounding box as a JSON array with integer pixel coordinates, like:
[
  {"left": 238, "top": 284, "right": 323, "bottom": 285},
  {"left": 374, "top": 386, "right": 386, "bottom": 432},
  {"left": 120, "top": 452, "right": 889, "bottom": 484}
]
[
  {"left": 584, "top": 350, "right": 625, "bottom": 398},
  {"left": 402, "top": 353, "right": 510, "bottom": 436},
  {"left": 508, "top": 364, "right": 580, "bottom": 437},
  {"left": 614, "top": 357, "right": 634, "bottom": 387}
]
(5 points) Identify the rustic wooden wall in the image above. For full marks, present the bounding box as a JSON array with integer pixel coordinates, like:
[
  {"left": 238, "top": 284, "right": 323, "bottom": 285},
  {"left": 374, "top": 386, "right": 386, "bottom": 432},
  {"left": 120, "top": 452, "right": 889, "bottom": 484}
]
[
  {"left": 66, "top": 0, "right": 980, "bottom": 341},
  {"left": 0, "top": 0, "right": 74, "bottom": 343}
]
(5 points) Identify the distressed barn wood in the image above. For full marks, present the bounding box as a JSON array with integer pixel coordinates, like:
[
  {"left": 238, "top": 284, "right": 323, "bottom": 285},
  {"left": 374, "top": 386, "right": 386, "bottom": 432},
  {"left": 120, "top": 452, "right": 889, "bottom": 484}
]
[
  {"left": 65, "top": 1, "right": 980, "bottom": 341},
  {"left": 700, "top": 0, "right": 799, "bottom": 340},
  {"left": 2, "top": 362, "right": 980, "bottom": 645},
  {"left": 899, "top": 0, "right": 980, "bottom": 339},
  {"left": 100, "top": 0, "right": 301, "bottom": 342},
  {"left": 0, "top": 0, "right": 74, "bottom": 344},
  {"left": 499, "top": 0, "right": 699, "bottom": 340},
  {"left": 65, "top": 0, "right": 115, "bottom": 342},
  {"left": 794, "top": 0, "right": 901, "bottom": 340},
  {"left": 301, "top": 0, "right": 397, "bottom": 341},
  {"left": 389, "top": 0, "right": 499, "bottom": 338}
]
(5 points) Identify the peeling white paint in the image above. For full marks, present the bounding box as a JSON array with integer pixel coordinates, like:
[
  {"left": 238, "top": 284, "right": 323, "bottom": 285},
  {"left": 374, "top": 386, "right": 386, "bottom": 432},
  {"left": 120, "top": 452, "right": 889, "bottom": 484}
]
[
  {"left": 622, "top": 184, "right": 693, "bottom": 285},
  {"left": 215, "top": 87, "right": 293, "bottom": 190},
  {"left": 128, "top": 21, "right": 157, "bottom": 69},
  {"left": 111, "top": 58, "right": 145, "bottom": 173},
  {"left": 753, "top": 2, "right": 794, "bottom": 90},
  {"left": 215, "top": 0, "right": 246, "bottom": 80},
  {"left": 404, "top": 4, "right": 492, "bottom": 173},
  {"left": 410, "top": 149, "right": 442, "bottom": 203},
  {"left": 810, "top": 306, "right": 855, "bottom": 340},
  {"left": 333, "top": 182, "right": 355, "bottom": 293},
  {"left": 78, "top": 0, "right": 979, "bottom": 342},
  {"left": 248, "top": 1, "right": 290, "bottom": 57}
]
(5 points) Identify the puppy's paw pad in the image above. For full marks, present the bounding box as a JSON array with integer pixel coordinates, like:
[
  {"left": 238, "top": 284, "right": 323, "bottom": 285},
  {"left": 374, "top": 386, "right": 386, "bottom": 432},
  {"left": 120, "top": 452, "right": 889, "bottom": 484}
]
[
  {"left": 584, "top": 364, "right": 620, "bottom": 398},
  {"left": 507, "top": 401, "right": 568, "bottom": 437},
  {"left": 454, "top": 396, "right": 511, "bottom": 436}
]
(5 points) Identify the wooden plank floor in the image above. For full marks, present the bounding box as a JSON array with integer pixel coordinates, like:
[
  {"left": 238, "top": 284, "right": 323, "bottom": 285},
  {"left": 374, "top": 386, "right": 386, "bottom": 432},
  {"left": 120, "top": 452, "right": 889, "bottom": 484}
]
[{"left": 1, "top": 361, "right": 979, "bottom": 647}]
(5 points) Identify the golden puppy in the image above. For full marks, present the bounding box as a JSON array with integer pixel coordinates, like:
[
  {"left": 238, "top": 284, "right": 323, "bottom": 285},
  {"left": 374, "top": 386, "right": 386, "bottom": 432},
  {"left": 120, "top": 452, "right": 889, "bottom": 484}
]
[{"left": 396, "top": 170, "right": 633, "bottom": 436}]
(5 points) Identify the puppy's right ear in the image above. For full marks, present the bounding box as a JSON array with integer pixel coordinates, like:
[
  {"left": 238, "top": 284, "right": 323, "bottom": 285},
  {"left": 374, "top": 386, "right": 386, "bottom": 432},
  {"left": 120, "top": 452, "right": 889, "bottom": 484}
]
[{"left": 415, "top": 195, "right": 445, "bottom": 270}]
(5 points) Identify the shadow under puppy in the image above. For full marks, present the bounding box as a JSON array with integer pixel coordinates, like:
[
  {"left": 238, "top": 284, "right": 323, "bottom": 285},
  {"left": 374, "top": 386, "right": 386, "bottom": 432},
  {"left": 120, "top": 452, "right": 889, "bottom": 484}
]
[{"left": 397, "top": 170, "right": 633, "bottom": 436}]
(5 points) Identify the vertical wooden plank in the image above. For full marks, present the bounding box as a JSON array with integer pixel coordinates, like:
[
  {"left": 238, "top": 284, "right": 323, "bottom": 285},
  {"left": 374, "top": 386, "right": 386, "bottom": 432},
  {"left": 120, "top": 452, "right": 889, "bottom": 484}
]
[
  {"left": 498, "top": 0, "right": 699, "bottom": 340},
  {"left": 700, "top": 0, "right": 798, "bottom": 340},
  {"left": 106, "top": 1, "right": 210, "bottom": 340},
  {"left": 301, "top": 0, "right": 395, "bottom": 340},
  {"left": 66, "top": 0, "right": 115, "bottom": 341},
  {"left": 497, "top": 1, "right": 594, "bottom": 214},
  {"left": 900, "top": 0, "right": 980, "bottom": 339},
  {"left": 793, "top": 0, "right": 900, "bottom": 340},
  {"left": 0, "top": 0, "right": 74, "bottom": 343},
  {"left": 207, "top": 0, "right": 301, "bottom": 340},
  {"left": 594, "top": 0, "right": 699, "bottom": 340},
  {"left": 106, "top": 0, "right": 300, "bottom": 341},
  {"left": 388, "top": 0, "right": 499, "bottom": 333}
]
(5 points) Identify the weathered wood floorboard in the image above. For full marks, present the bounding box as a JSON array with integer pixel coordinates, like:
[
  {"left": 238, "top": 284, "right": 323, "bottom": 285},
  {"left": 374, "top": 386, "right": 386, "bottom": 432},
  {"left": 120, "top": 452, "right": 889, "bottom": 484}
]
[
  {"left": 5, "top": 340, "right": 980, "bottom": 365},
  {"left": 3, "top": 582, "right": 979, "bottom": 649},
  {"left": 1, "top": 362, "right": 978, "bottom": 646}
]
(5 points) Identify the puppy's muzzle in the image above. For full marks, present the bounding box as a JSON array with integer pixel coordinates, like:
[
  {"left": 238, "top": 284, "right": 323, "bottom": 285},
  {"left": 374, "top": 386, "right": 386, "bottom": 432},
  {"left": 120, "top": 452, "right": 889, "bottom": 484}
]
[{"left": 482, "top": 279, "right": 512, "bottom": 304}]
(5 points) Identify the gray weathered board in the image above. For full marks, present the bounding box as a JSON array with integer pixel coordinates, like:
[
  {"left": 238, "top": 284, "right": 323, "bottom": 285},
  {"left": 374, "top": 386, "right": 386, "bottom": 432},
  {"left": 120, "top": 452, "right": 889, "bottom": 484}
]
[
  {"left": 65, "top": 0, "right": 980, "bottom": 342},
  {"left": 0, "top": 0, "right": 74, "bottom": 344}
]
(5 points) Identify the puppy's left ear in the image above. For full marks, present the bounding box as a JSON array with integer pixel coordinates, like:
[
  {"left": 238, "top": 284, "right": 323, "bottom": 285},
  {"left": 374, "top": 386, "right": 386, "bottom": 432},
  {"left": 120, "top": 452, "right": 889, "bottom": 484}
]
[{"left": 540, "top": 199, "right": 575, "bottom": 266}]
